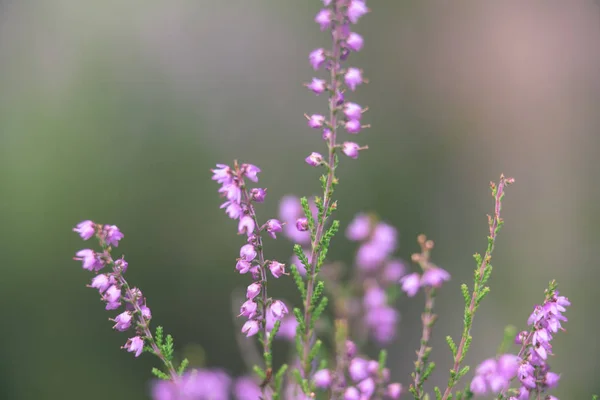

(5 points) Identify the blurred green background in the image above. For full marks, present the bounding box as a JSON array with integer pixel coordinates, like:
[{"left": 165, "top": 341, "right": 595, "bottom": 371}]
[{"left": 1, "top": 1, "right": 599, "bottom": 399}]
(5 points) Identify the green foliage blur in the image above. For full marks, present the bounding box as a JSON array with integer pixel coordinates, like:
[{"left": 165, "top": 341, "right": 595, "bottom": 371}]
[{"left": 1, "top": 1, "right": 599, "bottom": 399}]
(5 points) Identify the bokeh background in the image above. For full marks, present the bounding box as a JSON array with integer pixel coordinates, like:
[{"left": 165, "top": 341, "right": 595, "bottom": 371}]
[{"left": 1, "top": 1, "right": 599, "bottom": 399}]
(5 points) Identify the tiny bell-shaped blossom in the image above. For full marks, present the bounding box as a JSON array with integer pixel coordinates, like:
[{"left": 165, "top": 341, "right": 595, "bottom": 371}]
[
  {"left": 307, "top": 114, "right": 325, "bottom": 129},
  {"left": 347, "top": 0, "right": 369, "bottom": 24},
  {"left": 112, "top": 311, "right": 133, "bottom": 331},
  {"left": 306, "top": 152, "right": 324, "bottom": 166},
  {"left": 115, "top": 258, "right": 128, "bottom": 273},
  {"left": 314, "top": 369, "right": 332, "bottom": 389},
  {"left": 250, "top": 188, "right": 267, "bottom": 203},
  {"left": 387, "top": 383, "right": 402, "bottom": 399},
  {"left": 342, "top": 142, "right": 361, "bottom": 159},
  {"left": 345, "top": 119, "right": 361, "bottom": 134},
  {"left": 269, "top": 261, "right": 286, "bottom": 278},
  {"left": 239, "top": 300, "right": 258, "bottom": 319},
  {"left": 238, "top": 215, "right": 255, "bottom": 236},
  {"left": 140, "top": 305, "right": 152, "bottom": 320},
  {"left": 296, "top": 217, "right": 309, "bottom": 232},
  {"left": 211, "top": 164, "right": 233, "bottom": 184},
  {"left": 240, "top": 244, "right": 257, "bottom": 261},
  {"left": 103, "top": 225, "right": 124, "bottom": 247},
  {"left": 421, "top": 267, "right": 450, "bottom": 288},
  {"left": 241, "top": 320, "right": 260, "bottom": 337},
  {"left": 124, "top": 336, "right": 144, "bottom": 357},
  {"left": 346, "top": 32, "right": 364, "bottom": 52},
  {"left": 322, "top": 128, "right": 332, "bottom": 141},
  {"left": 400, "top": 272, "right": 421, "bottom": 297},
  {"left": 344, "top": 102, "right": 363, "bottom": 121},
  {"left": 236, "top": 259, "right": 252, "bottom": 274},
  {"left": 250, "top": 266, "right": 261, "bottom": 280},
  {"left": 246, "top": 282, "right": 261, "bottom": 300},
  {"left": 315, "top": 9, "right": 332, "bottom": 31},
  {"left": 306, "top": 78, "right": 327, "bottom": 95},
  {"left": 221, "top": 201, "right": 242, "bottom": 219},
  {"left": 75, "top": 249, "right": 104, "bottom": 272},
  {"left": 349, "top": 357, "right": 369, "bottom": 382},
  {"left": 74, "top": 220, "right": 95, "bottom": 240},
  {"left": 344, "top": 387, "right": 360, "bottom": 400},
  {"left": 309, "top": 48, "right": 326, "bottom": 70},
  {"left": 242, "top": 163, "right": 261, "bottom": 182},
  {"left": 270, "top": 300, "right": 289, "bottom": 320},
  {"left": 219, "top": 183, "right": 242, "bottom": 203},
  {"left": 265, "top": 219, "right": 283, "bottom": 239},
  {"left": 345, "top": 68, "right": 363, "bottom": 91},
  {"left": 89, "top": 274, "right": 112, "bottom": 293},
  {"left": 358, "top": 378, "right": 375, "bottom": 397},
  {"left": 346, "top": 213, "right": 371, "bottom": 241}
]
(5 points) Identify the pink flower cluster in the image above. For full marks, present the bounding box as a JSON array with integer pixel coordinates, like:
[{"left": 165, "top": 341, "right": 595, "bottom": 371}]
[{"left": 73, "top": 221, "right": 146, "bottom": 358}]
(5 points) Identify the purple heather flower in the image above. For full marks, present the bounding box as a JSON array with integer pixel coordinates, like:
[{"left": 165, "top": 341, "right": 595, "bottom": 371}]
[
  {"left": 347, "top": 0, "right": 369, "bottom": 24},
  {"left": 363, "top": 285, "right": 387, "bottom": 309},
  {"left": 243, "top": 163, "right": 261, "bottom": 182},
  {"left": 307, "top": 114, "right": 326, "bottom": 129},
  {"left": 400, "top": 273, "right": 421, "bottom": 297},
  {"left": 387, "top": 383, "right": 402, "bottom": 399},
  {"left": 346, "top": 32, "right": 364, "bottom": 52},
  {"left": 221, "top": 201, "right": 242, "bottom": 219},
  {"left": 269, "top": 261, "right": 286, "bottom": 278},
  {"left": 344, "top": 102, "right": 363, "bottom": 120},
  {"left": 322, "top": 128, "right": 332, "bottom": 141},
  {"left": 246, "top": 282, "right": 261, "bottom": 299},
  {"left": 344, "top": 386, "right": 360, "bottom": 400},
  {"left": 211, "top": 164, "right": 233, "bottom": 184},
  {"left": 219, "top": 183, "right": 242, "bottom": 203},
  {"left": 372, "top": 222, "right": 397, "bottom": 253},
  {"left": 241, "top": 320, "right": 260, "bottom": 337},
  {"left": 238, "top": 215, "right": 255, "bottom": 236},
  {"left": 383, "top": 260, "right": 406, "bottom": 283},
  {"left": 349, "top": 357, "right": 369, "bottom": 382},
  {"left": 296, "top": 217, "right": 309, "bottom": 231},
  {"left": 233, "top": 376, "right": 261, "bottom": 400},
  {"left": 270, "top": 300, "right": 289, "bottom": 320},
  {"left": 421, "top": 267, "right": 450, "bottom": 288},
  {"left": 306, "top": 152, "right": 324, "bottom": 166},
  {"left": 103, "top": 225, "right": 124, "bottom": 247},
  {"left": 358, "top": 378, "right": 375, "bottom": 397},
  {"left": 365, "top": 305, "right": 398, "bottom": 344},
  {"left": 239, "top": 300, "right": 258, "bottom": 319},
  {"left": 315, "top": 9, "right": 332, "bottom": 31},
  {"left": 276, "top": 315, "right": 299, "bottom": 341},
  {"left": 280, "top": 195, "right": 303, "bottom": 222},
  {"left": 250, "top": 266, "right": 261, "bottom": 280},
  {"left": 356, "top": 242, "right": 387, "bottom": 271},
  {"left": 103, "top": 285, "right": 121, "bottom": 303},
  {"left": 114, "top": 258, "right": 128, "bottom": 273},
  {"left": 307, "top": 78, "right": 327, "bottom": 95},
  {"left": 544, "top": 372, "right": 560, "bottom": 388},
  {"left": 342, "top": 141, "right": 360, "bottom": 158},
  {"left": 124, "top": 336, "right": 144, "bottom": 357},
  {"left": 345, "top": 120, "right": 361, "bottom": 134},
  {"left": 112, "top": 311, "right": 133, "bottom": 331},
  {"left": 497, "top": 354, "right": 519, "bottom": 379},
  {"left": 89, "top": 274, "right": 112, "bottom": 293},
  {"left": 309, "top": 48, "right": 326, "bottom": 70},
  {"left": 75, "top": 249, "right": 104, "bottom": 272},
  {"left": 346, "top": 213, "right": 371, "bottom": 241},
  {"left": 74, "top": 220, "right": 95, "bottom": 240},
  {"left": 265, "top": 219, "right": 283, "bottom": 239},
  {"left": 314, "top": 369, "right": 332, "bottom": 389},
  {"left": 239, "top": 244, "right": 257, "bottom": 261},
  {"left": 250, "top": 188, "right": 266, "bottom": 203},
  {"left": 236, "top": 259, "right": 252, "bottom": 274},
  {"left": 470, "top": 375, "right": 487, "bottom": 395},
  {"left": 345, "top": 67, "right": 363, "bottom": 91},
  {"left": 140, "top": 305, "right": 152, "bottom": 320},
  {"left": 346, "top": 340, "right": 357, "bottom": 358}
]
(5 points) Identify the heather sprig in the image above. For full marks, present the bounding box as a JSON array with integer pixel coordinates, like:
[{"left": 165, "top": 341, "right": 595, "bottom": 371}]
[
  {"left": 293, "top": 0, "right": 370, "bottom": 392},
  {"left": 439, "top": 175, "right": 515, "bottom": 399},
  {"left": 211, "top": 161, "right": 289, "bottom": 396},
  {"left": 73, "top": 221, "right": 186, "bottom": 381},
  {"left": 409, "top": 235, "right": 449, "bottom": 399}
]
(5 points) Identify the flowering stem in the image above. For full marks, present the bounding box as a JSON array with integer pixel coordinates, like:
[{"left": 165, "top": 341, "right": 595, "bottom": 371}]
[
  {"left": 410, "top": 236, "right": 438, "bottom": 400},
  {"left": 441, "top": 175, "right": 514, "bottom": 400},
  {"left": 117, "top": 274, "right": 179, "bottom": 381},
  {"left": 301, "top": 3, "right": 343, "bottom": 381}
]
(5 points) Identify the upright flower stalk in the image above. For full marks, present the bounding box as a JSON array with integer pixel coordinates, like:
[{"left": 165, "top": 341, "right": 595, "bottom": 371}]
[
  {"left": 212, "top": 162, "right": 289, "bottom": 397},
  {"left": 440, "top": 175, "right": 515, "bottom": 400},
  {"left": 293, "top": 0, "right": 370, "bottom": 392}
]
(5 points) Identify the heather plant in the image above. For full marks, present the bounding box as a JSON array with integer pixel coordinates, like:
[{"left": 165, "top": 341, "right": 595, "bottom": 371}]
[{"left": 70, "top": 1, "right": 597, "bottom": 400}]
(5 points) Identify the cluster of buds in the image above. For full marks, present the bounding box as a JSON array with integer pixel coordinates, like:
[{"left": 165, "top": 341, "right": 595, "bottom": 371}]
[
  {"left": 305, "top": 0, "right": 370, "bottom": 165},
  {"left": 73, "top": 221, "right": 147, "bottom": 358},
  {"left": 212, "top": 162, "right": 289, "bottom": 337},
  {"left": 313, "top": 340, "right": 402, "bottom": 399}
]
